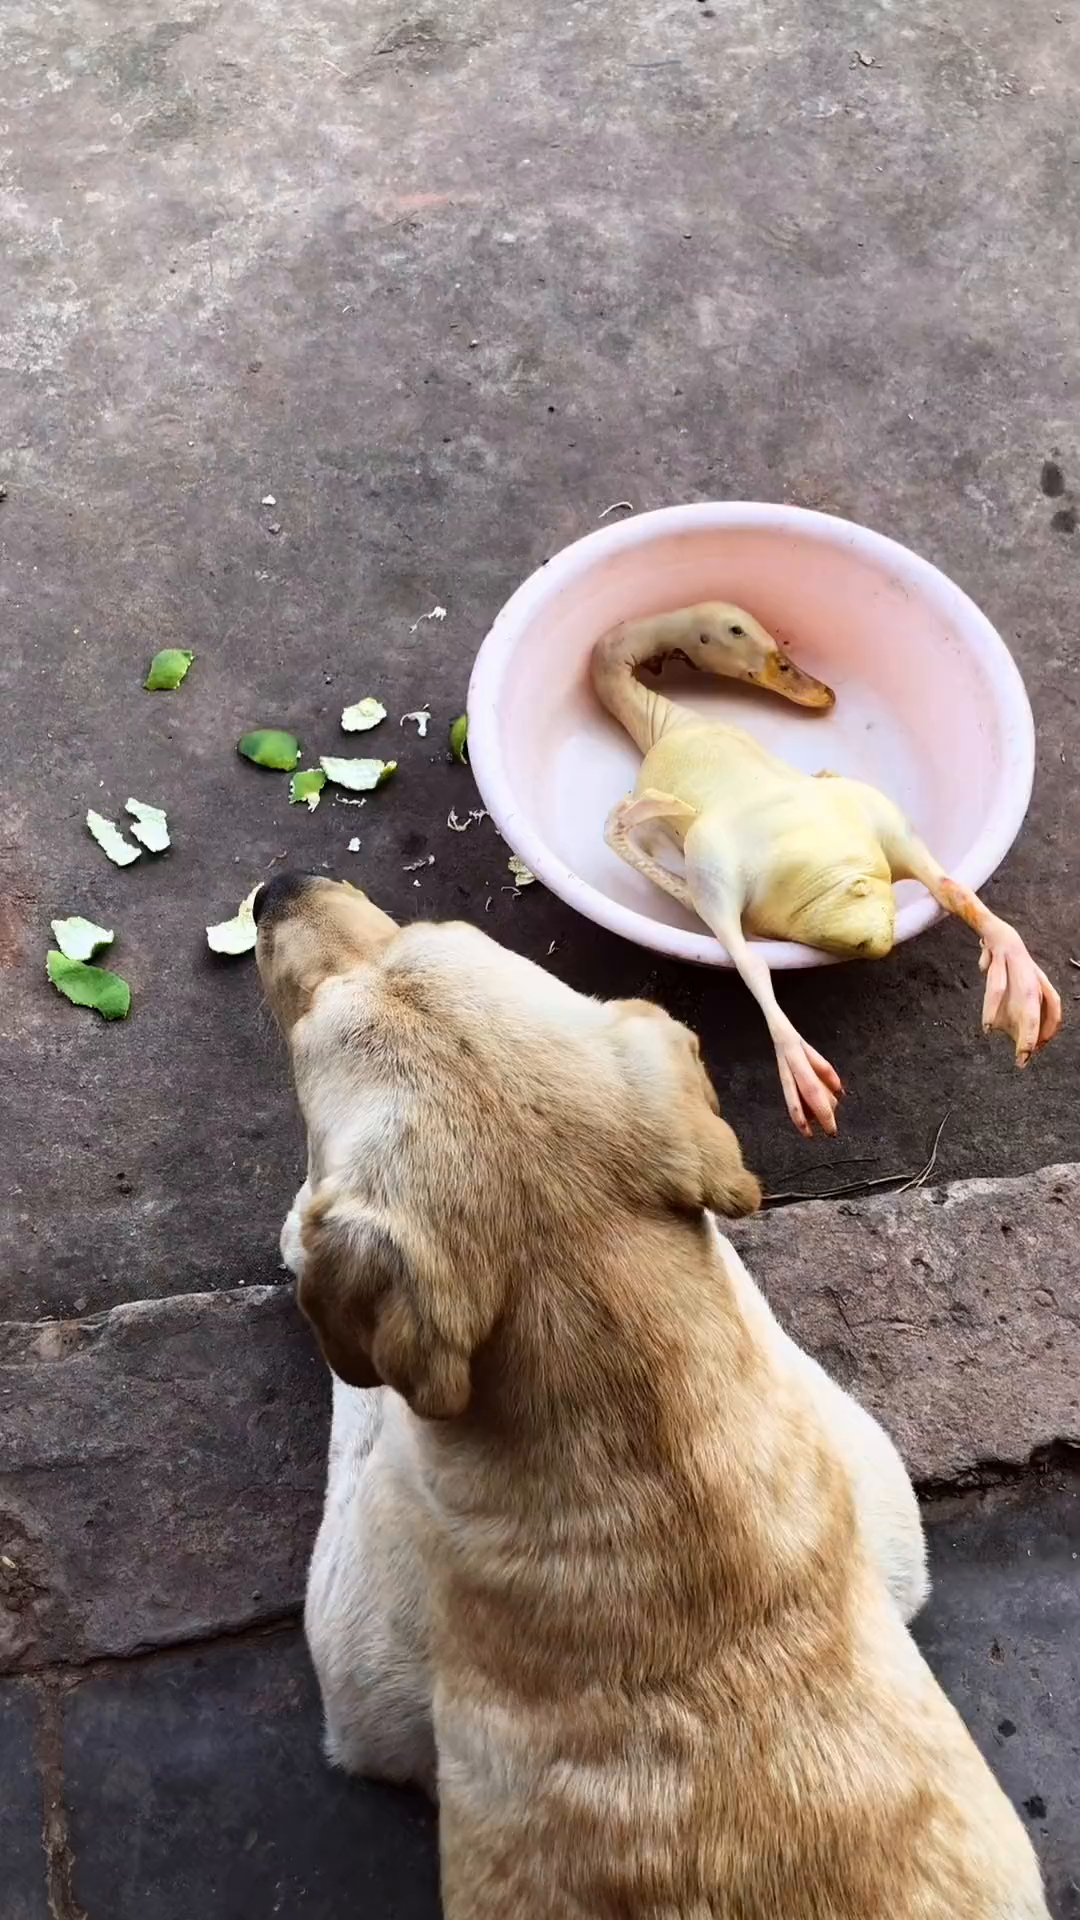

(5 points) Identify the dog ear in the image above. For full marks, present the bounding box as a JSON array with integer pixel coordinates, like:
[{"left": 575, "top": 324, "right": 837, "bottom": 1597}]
[
  {"left": 684, "top": 1042, "right": 762, "bottom": 1218},
  {"left": 297, "top": 1191, "right": 476, "bottom": 1418},
  {"left": 613, "top": 1000, "right": 762, "bottom": 1219},
  {"left": 697, "top": 1108, "right": 762, "bottom": 1217}
]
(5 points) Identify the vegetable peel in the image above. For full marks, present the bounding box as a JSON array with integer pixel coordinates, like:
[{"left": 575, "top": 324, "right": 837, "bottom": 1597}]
[
  {"left": 449, "top": 714, "right": 469, "bottom": 763},
  {"left": 47, "top": 950, "right": 131, "bottom": 1019},
  {"left": 51, "top": 916, "right": 114, "bottom": 962},
  {"left": 341, "top": 698, "right": 387, "bottom": 733},
  {"left": 87, "top": 810, "right": 142, "bottom": 866},
  {"left": 237, "top": 729, "right": 301, "bottom": 772},
  {"left": 290, "top": 767, "right": 327, "bottom": 810},
  {"left": 319, "top": 756, "right": 397, "bottom": 792},
  {"left": 206, "top": 885, "right": 261, "bottom": 956},
  {"left": 125, "top": 798, "right": 170, "bottom": 853},
  {"left": 144, "top": 648, "right": 194, "bottom": 691}
]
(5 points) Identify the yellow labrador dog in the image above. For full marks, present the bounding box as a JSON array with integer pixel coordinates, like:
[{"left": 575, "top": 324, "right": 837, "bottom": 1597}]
[{"left": 255, "top": 872, "right": 1047, "bottom": 1920}]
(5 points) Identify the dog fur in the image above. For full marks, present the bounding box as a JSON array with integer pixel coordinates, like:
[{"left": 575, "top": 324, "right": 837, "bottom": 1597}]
[{"left": 257, "top": 874, "right": 1047, "bottom": 1920}]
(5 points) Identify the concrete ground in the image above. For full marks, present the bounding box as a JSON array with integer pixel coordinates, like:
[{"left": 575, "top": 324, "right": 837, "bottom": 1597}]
[
  {"left": 2, "top": 0, "right": 1079, "bottom": 1913},
  {"left": 3, "top": 0, "right": 1080, "bottom": 1323}
]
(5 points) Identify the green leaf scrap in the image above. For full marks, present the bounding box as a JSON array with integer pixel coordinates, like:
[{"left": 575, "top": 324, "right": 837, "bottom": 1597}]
[
  {"left": 144, "top": 648, "right": 194, "bottom": 691},
  {"left": 47, "top": 950, "right": 131, "bottom": 1020},
  {"left": 237, "top": 729, "right": 301, "bottom": 772},
  {"left": 341, "top": 697, "right": 387, "bottom": 733},
  {"left": 289, "top": 767, "right": 327, "bottom": 810},
  {"left": 86, "top": 809, "right": 141, "bottom": 866},
  {"left": 449, "top": 713, "right": 469, "bottom": 764},
  {"left": 50, "top": 916, "right": 114, "bottom": 962},
  {"left": 125, "top": 798, "right": 170, "bottom": 853},
  {"left": 319, "top": 756, "right": 397, "bottom": 792}
]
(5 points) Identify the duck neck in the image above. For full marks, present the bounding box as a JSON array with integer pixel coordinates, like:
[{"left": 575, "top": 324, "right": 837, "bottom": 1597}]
[{"left": 592, "top": 623, "right": 691, "bottom": 754}]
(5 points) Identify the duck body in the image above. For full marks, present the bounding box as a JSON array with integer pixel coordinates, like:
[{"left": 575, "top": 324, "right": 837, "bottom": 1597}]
[
  {"left": 594, "top": 604, "right": 1061, "bottom": 1135},
  {"left": 638, "top": 721, "right": 896, "bottom": 956}
]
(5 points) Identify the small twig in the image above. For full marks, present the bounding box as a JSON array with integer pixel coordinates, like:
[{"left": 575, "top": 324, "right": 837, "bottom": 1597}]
[
  {"left": 770, "top": 1153, "right": 881, "bottom": 1188},
  {"left": 766, "top": 1170, "right": 912, "bottom": 1206},
  {"left": 895, "top": 1112, "right": 950, "bottom": 1195},
  {"left": 765, "top": 1114, "right": 950, "bottom": 1208}
]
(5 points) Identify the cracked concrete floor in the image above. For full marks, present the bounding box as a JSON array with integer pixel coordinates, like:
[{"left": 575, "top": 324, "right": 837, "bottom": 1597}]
[
  {"left": 2, "top": 0, "right": 1079, "bottom": 1912},
  {"left": 3, "top": 0, "right": 1080, "bottom": 1322}
]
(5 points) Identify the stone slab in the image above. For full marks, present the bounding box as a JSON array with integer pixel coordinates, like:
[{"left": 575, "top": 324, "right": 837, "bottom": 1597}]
[
  {"left": 916, "top": 1472, "right": 1080, "bottom": 1918},
  {"left": 0, "top": 1287, "right": 328, "bottom": 1673},
  {"left": 2, "top": 1165, "right": 1077, "bottom": 1673},
  {"left": 730, "top": 1163, "right": 1080, "bottom": 1482},
  {"left": 62, "top": 1630, "right": 439, "bottom": 1920},
  {"left": 0, "top": 1681, "right": 50, "bottom": 1920}
]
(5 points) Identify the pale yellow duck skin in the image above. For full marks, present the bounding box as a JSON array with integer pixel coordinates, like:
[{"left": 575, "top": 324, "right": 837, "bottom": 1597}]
[{"left": 594, "top": 604, "right": 1062, "bottom": 1137}]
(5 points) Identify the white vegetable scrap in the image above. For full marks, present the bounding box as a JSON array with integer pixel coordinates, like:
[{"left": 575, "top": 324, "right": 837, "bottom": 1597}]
[
  {"left": 400, "top": 709, "right": 431, "bottom": 737},
  {"left": 206, "top": 885, "right": 260, "bottom": 956},
  {"left": 51, "top": 916, "right": 114, "bottom": 962},
  {"left": 86, "top": 809, "right": 141, "bottom": 866},
  {"left": 447, "top": 807, "right": 490, "bottom": 832},
  {"left": 320, "top": 756, "right": 396, "bottom": 792},
  {"left": 125, "top": 798, "right": 170, "bottom": 853},
  {"left": 402, "top": 854, "right": 435, "bottom": 872},
  {"left": 341, "top": 698, "right": 387, "bottom": 732},
  {"left": 409, "top": 604, "right": 447, "bottom": 632},
  {"left": 347, "top": 836, "right": 361, "bottom": 853},
  {"left": 507, "top": 855, "right": 536, "bottom": 886}
]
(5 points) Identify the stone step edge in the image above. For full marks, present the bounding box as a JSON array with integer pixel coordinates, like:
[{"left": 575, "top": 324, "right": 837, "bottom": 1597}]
[{"left": 1, "top": 1162, "right": 1076, "bottom": 1675}]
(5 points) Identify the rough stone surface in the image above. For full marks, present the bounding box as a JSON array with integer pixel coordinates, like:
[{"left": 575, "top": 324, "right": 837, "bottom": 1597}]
[
  {"left": 3, "top": 0, "right": 1080, "bottom": 1328},
  {"left": 0, "top": 1164, "right": 1074, "bottom": 1672},
  {"left": 0, "top": 1681, "right": 50, "bottom": 1920},
  {"left": 62, "top": 1630, "right": 440, "bottom": 1920},
  {"left": 917, "top": 1471, "right": 1080, "bottom": 1919},
  {"left": 0, "top": 1288, "right": 328, "bottom": 1673},
  {"left": 730, "top": 1162, "right": 1080, "bottom": 1482}
]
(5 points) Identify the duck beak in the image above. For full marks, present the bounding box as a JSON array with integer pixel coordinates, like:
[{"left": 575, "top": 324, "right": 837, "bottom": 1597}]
[{"left": 759, "top": 648, "right": 836, "bottom": 710}]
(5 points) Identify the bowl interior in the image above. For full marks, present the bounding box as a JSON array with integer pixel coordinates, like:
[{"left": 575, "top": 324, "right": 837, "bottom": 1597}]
[{"left": 473, "top": 514, "right": 1028, "bottom": 966}]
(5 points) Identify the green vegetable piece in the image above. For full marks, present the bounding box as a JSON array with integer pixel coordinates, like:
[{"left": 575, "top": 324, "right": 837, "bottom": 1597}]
[
  {"left": 341, "top": 698, "right": 387, "bottom": 733},
  {"left": 290, "top": 767, "right": 327, "bottom": 810},
  {"left": 319, "top": 756, "right": 397, "bottom": 792},
  {"left": 206, "top": 885, "right": 260, "bottom": 956},
  {"left": 237, "top": 729, "right": 301, "bottom": 772},
  {"left": 125, "top": 798, "right": 170, "bottom": 853},
  {"left": 144, "top": 648, "right": 194, "bottom": 691},
  {"left": 47, "top": 950, "right": 131, "bottom": 1019},
  {"left": 86, "top": 810, "right": 142, "bottom": 866},
  {"left": 449, "top": 713, "right": 469, "bottom": 764},
  {"left": 50, "top": 916, "right": 114, "bottom": 962},
  {"left": 507, "top": 855, "right": 536, "bottom": 887}
]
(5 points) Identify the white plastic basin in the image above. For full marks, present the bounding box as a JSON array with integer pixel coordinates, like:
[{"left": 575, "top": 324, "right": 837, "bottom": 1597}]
[{"left": 467, "top": 503, "right": 1034, "bottom": 969}]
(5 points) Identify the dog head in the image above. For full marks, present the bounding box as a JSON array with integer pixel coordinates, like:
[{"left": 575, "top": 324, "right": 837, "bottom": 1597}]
[{"left": 256, "top": 875, "right": 760, "bottom": 1417}]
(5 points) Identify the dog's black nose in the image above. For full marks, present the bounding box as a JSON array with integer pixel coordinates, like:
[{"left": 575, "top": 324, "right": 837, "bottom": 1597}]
[{"left": 252, "top": 870, "right": 316, "bottom": 928}]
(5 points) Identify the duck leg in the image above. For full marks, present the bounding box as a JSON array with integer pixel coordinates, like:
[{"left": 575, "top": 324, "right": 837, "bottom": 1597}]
[
  {"left": 853, "top": 796, "right": 1063, "bottom": 1065},
  {"left": 682, "top": 822, "right": 845, "bottom": 1137},
  {"left": 891, "top": 838, "right": 1060, "bottom": 1063}
]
